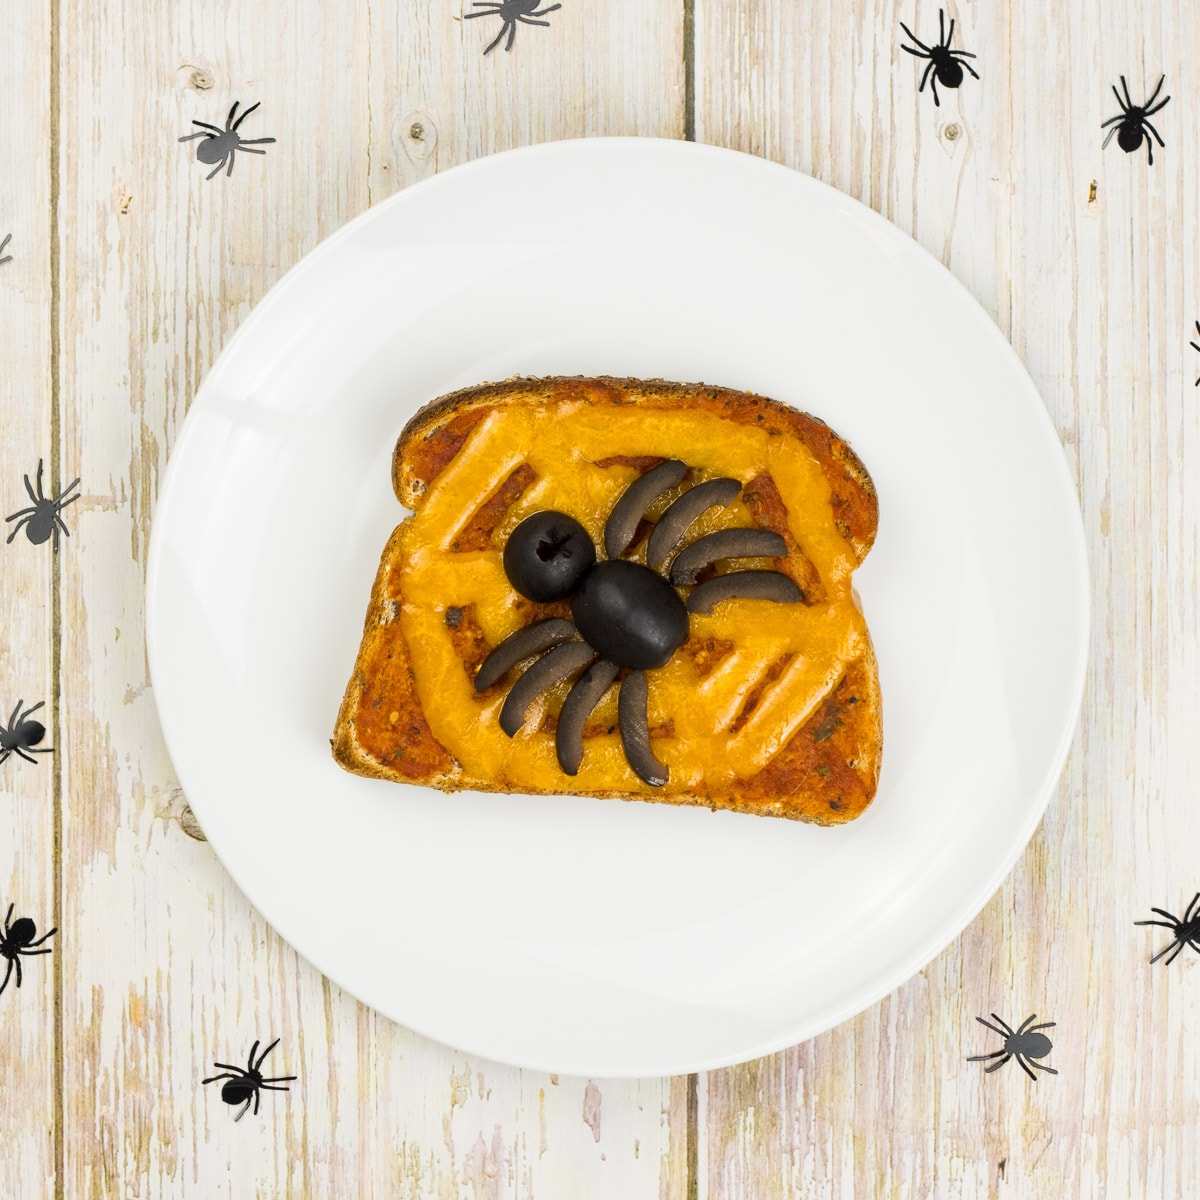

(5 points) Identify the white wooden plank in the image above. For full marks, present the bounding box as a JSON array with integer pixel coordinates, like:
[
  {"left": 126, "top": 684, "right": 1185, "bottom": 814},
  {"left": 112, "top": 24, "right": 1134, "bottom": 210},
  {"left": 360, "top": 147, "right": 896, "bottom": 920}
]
[
  {"left": 694, "top": 0, "right": 1200, "bottom": 1195},
  {"left": 0, "top": 1, "right": 58, "bottom": 1196},
  {"left": 52, "top": 0, "right": 690, "bottom": 1195}
]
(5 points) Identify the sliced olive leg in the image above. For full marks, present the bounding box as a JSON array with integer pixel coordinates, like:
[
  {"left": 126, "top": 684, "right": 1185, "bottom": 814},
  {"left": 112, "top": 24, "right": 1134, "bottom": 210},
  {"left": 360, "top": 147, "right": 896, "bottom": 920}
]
[
  {"left": 555, "top": 659, "right": 620, "bottom": 775},
  {"left": 618, "top": 670, "right": 669, "bottom": 786},
  {"left": 499, "top": 641, "right": 597, "bottom": 736},
  {"left": 668, "top": 528, "right": 788, "bottom": 585},
  {"left": 604, "top": 459, "right": 688, "bottom": 559},
  {"left": 475, "top": 618, "right": 578, "bottom": 692},
  {"left": 686, "top": 570, "right": 803, "bottom": 615},
  {"left": 646, "top": 477, "right": 742, "bottom": 571}
]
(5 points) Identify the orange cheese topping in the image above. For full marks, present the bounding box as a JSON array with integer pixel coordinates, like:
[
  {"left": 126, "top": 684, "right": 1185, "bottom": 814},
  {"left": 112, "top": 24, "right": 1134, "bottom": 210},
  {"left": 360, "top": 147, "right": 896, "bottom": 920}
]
[{"left": 390, "top": 397, "right": 869, "bottom": 794}]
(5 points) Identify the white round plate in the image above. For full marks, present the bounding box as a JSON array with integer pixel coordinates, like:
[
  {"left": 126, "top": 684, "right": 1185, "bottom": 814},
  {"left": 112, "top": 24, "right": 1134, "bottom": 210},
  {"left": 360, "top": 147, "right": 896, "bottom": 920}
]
[{"left": 147, "top": 138, "right": 1088, "bottom": 1078}]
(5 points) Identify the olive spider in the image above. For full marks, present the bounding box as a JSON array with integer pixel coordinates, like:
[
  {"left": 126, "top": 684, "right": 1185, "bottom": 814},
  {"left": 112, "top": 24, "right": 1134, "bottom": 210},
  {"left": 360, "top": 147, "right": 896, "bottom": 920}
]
[
  {"left": 476, "top": 459, "right": 803, "bottom": 785},
  {"left": 0, "top": 233, "right": 11, "bottom": 265},
  {"left": 0, "top": 699, "right": 53, "bottom": 767}
]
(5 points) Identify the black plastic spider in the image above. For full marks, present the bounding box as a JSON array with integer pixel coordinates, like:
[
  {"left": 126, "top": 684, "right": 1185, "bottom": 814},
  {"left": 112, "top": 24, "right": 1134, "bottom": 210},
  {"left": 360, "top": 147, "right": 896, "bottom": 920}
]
[
  {"left": 179, "top": 101, "right": 276, "bottom": 181},
  {"left": 5, "top": 459, "right": 80, "bottom": 552},
  {"left": 1102, "top": 75, "right": 1170, "bottom": 165},
  {"left": 464, "top": 0, "right": 562, "bottom": 55},
  {"left": 0, "top": 233, "right": 11, "bottom": 265},
  {"left": 202, "top": 1038, "right": 297, "bottom": 1122},
  {"left": 899, "top": 9, "right": 979, "bottom": 107},
  {"left": 0, "top": 700, "right": 53, "bottom": 767},
  {"left": 1189, "top": 321, "right": 1199, "bottom": 387},
  {"left": 0, "top": 903, "right": 56, "bottom": 997},
  {"left": 967, "top": 1013, "right": 1057, "bottom": 1081},
  {"left": 475, "top": 460, "right": 803, "bottom": 785},
  {"left": 1136, "top": 892, "right": 1200, "bottom": 966}
]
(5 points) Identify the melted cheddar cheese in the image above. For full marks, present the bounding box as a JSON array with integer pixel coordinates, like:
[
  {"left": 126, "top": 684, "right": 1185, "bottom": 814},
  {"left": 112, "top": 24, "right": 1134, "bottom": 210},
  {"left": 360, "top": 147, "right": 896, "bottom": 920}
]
[{"left": 385, "top": 393, "right": 871, "bottom": 795}]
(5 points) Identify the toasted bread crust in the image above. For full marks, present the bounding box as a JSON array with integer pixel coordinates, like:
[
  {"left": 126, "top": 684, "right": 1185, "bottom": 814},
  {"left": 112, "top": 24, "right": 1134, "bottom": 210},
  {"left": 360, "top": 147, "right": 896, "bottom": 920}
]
[{"left": 336, "top": 376, "right": 881, "bottom": 823}]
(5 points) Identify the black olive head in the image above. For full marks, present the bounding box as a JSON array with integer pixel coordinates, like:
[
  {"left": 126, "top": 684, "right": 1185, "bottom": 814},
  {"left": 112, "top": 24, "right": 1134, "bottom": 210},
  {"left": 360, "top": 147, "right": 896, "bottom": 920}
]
[
  {"left": 503, "top": 511, "right": 597, "bottom": 602},
  {"left": 572, "top": 560, "right": 689, "bottom": 670}
]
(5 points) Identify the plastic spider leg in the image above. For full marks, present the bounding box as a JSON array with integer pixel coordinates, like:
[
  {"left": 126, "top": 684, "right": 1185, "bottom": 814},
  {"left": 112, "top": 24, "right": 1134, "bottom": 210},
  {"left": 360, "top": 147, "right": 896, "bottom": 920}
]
[
  {"left": 179, "top": 132, "right": 212, "bottom": 144},
  {"left": 254, "top": 1039, "right": 280, "bottom": 1071},
  {"left": 1144, "top": 74, "right": 1167, "bottom": 109},
  {"left": 226, "top": 154, "right": 237, "bottom": 178},
  {"left": 4, "top": 902, "right": 13, "bottom": 931},
  {"left": 483, "top": 20, "right": 511, "bottom": 53},
  {"left": 231, "top": 101, "right": 261, "bottom": 132},
  {"left": 5, "top": 515, "right": 36, "bottom": 544},
  {"left": 13, "top": 957, "right": 22, "bottom": 988},
  {"left": 246, "top": 1041, "right": 263, "bottom": 1071},
  {"left": 983, "top": 1053, "right": 1011, "bottom": 1074},
  {"left": 204, "top": 159, "right": 226, "bottom": 181},
  {"left": 1015, "top": 1055, "right": 1039, "bottom": 1082},
  {"left": 1163, "top": 938, "right": 1187, "bottom": 966},
  {"left": 919, "top": 59, "right": 935, "bottom": 96},
  {"left": 201, "top": 1072, "right": 242, "bottom": 1085},
  {"left": 944, "top": 15, "right": 954, "bottom": 48},
  {"left": 0, "top": 959, "right": 12, "bottom": 998},
  {"left": 225, "top": 101, "right": 241, "bottom": 131},
  {"left": 1014, "top": 1014, "right": 1038, "bottom": 1035},
  {"left": 529, "top": 3, "right": 562, "bottom": 14},
  {"left": 1185, "top": 893, "right": 1200, "bottom": 923},
  {"left": 898, "top": 22, "right": 931, "bottom": 52},
  {"left": 464, "top": 4, "right": 503, "bottom": 15},
  {"left": 27, "top": 927, "right": 57, "bottom": 948},
  {"left": 236, "top": 137, "right": 276, "bottom": 145},
  {"left": 0, "top": 750, "right": 9, "bottom": 765},
  {"left": 505, "top": 20, "right": 518, "bottom": 50},
  {"left": 958, "top": 58, "right": 981, "bottom": 81},
  {"left": 1145, "top": 94, "right": 1172, "bottom": 118},
  {"left": 1137, "top": 918, "right": 1180, "bottom": 929},
  {"left": 234, "top": 146, "right": 269, "bottom": 156},
  {"left": 1028, "top": 1058, "right": 1058, "bottom": 1075},
  {"left": 966, "top": 1050, "right": 1007, "bottom": 1061},
  {"left": 1150, "top": 938, "right": 1183, "bottom": 964},
  {"left": 1110, "top": 84, "right": 1129, "bottom": 114},
  {"left": 928, "top": 67, "right": 942, "bottom": 106},
  {"left": 1101, "top": 126, "right": 1120, "bottom": 149},
  {"left": 1100, "top": 114, "right": 1125, "bottom": 130},
  {"left": 234, "top": 1095, "right": 253, "bottom": 1122},
  {"left": 989, "top": 1013, "right": 1017, "bottom": 1038},
  {"left": 14, "top": 746, "right": 39, "bottom": 764},
  {"left": 1119, "top": 76, "right": 1134, "bottom": 110},
  {"left": 253, "top": 1089, "right": 262, "bottom": 1116},
  {"left": 516, "top": 16, "right": 552, "bottom": 26},
  {"left": 20, "top": 947, "right": 52, "bottom": 956},
  {"left": 1143, "top": 119, "right": 1166, "bottom": 149},
  {"left": 1025, "top": 1021, "right": 1056, "bottom": 1033},
  {"left": 1144, "top": 138, "right": 1154, "bottom": 167},
  {"left": 975, "top": 1016, "right": 1010, "bottom": 1038},
  {"left": 259, "top": 1078, "right": 297, "bottom": 1089},
  {"left": 211, "top": 1061, "right": 244, "bottom": 1073}
]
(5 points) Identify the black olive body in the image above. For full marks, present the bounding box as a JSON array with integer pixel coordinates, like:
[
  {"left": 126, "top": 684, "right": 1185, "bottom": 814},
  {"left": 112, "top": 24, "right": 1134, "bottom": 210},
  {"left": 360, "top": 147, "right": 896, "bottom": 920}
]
[{"left": 571, "top": 560, "right": 688, "bottom": 670}]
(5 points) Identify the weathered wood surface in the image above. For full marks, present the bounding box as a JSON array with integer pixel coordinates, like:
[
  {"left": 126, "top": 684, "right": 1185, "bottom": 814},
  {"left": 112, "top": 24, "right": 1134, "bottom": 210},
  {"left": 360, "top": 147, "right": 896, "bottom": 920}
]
[{"left": 2, "top": 0, "right": 1198, "bottom": 1195}]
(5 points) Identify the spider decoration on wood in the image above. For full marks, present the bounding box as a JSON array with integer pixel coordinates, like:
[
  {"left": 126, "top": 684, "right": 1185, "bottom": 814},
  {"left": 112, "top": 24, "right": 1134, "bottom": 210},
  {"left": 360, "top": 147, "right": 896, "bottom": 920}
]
[
  {"left": 5, "top": 459, "right": 80, "bottom": 552},
  {"left": 0, "top": 903, "right": 56, "bottom": 998},
  {"left": 0, "top": 700, "right": 53, "bottom": 767},
  {"left": 967, "top": 1013, "right": 1057, "bottom": 1081},
  {"left": 476, "top": 459, "right": 802, "bottom": 785},
  {"left": 899, "top": 9, "right": 979, "bottom": 107},
  {"left": 179, "top": 101, "right": 276, "bottom": 181},
  {"left": 1189, "top": 322, "right": 1200, "bottom": 387},
  {"left": 202, "top": 1038, "right": 297, "bottom": 1122},
  {"left": 464, "top": 0, "right": 562, "bottom": 55},
  {"left": 0, "top": 234, "right": 11, "bottom": 265},
  {"left": 1136, "top": 892, "right": 1200, "bottom": 966},
  {"left": 1102, "top": 75, "right": 1170, "bottom": 165}
]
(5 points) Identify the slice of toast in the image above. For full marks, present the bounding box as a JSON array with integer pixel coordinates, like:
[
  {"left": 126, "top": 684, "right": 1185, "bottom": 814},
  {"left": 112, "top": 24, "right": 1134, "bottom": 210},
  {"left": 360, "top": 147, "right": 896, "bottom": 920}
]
[{"left": 332, "top": 376, "right": 881, "bottom": 824}]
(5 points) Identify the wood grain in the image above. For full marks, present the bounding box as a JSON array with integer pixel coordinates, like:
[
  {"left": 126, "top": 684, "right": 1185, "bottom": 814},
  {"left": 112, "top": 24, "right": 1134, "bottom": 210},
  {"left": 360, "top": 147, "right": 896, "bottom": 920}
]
[
  {"left": 694, "top": 0, "right": 1200, "bottom": 1196},
  {"left": 0, "top": 2, "right": 57, "bottom": 1196}
]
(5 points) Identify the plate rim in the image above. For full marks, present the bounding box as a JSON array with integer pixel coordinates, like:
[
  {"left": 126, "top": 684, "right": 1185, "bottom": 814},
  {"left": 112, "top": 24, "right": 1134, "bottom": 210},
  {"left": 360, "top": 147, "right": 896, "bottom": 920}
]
[{"left": 146, "top": 136, "right": 1091, "bottom": 1077}]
